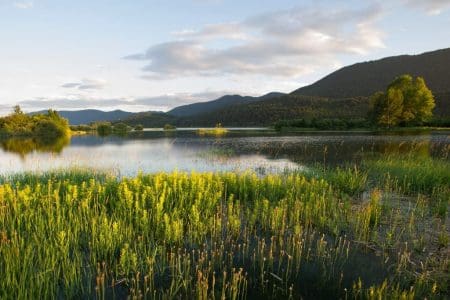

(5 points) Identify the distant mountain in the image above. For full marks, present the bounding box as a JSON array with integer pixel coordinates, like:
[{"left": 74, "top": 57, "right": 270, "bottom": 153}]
[
  {"left": 167, "top": 92, "right": 285, "bottom": 117},
  {"left": 293, "top": 48, "right": 450, "bottom": 116},
  {"left": 31, "top": 109, "right": 135, "bottom": 125}
]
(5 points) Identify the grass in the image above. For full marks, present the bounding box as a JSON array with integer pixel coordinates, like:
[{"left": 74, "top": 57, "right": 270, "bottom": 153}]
[
  {"left": 197, "top": 125, "right": 228, "bottom": 136},
  {"left": 0, "top": 156, "right": 448, "bottom": 299},
  {"left": 365, "top": 154, "right": 450, "bottom": 195}
]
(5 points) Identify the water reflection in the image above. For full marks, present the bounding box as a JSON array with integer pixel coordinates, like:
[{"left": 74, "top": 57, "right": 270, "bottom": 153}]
[
  {"left": 0, "top": 130, "right": 448, "bottom": 175},
  {"left": 0, "top": 135, "right": 70, "bottom": 159}
]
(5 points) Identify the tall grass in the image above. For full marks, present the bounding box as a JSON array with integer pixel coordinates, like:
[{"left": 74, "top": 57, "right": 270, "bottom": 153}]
[
  {"left": 365, "top": 154, "right": 450, "bottom": 195},
  {"left": 0, "top": 167, "right": 448, "bottom": 299}
]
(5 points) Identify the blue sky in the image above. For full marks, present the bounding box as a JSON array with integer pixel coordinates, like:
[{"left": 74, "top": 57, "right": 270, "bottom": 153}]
[{"left": 0, "top": 0, "right": 449, "bottom": 114}]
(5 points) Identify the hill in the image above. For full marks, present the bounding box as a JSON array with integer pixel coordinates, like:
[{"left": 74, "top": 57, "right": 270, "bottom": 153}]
[
  {"left": 167, "top": 92, "right": 284, "bottom": 117},
  {"left": 30, "top": 109, "right": 134, "bottom": 125},
  {"left": 120, "top": 111, "right": 177, "bottom": 127},
  {"left": 119, "top": 48, "right": 450, "bottom": 127},
  {"left": 293, "top": 48, "right": 450, "bottom": 116},
  {"left": 176, "top": 96, "right": 368, "bottom": 126},
  {"left": 177, "top": 48, "right": 450, "bottom": 126}
]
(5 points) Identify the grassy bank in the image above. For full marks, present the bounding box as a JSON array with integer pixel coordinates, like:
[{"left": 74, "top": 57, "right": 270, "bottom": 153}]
[{"left": 0, "top": 156, "right": 448, "bottom": 299}]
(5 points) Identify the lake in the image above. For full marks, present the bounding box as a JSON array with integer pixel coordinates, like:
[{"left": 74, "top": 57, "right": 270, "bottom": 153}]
[{"left": 1, "top": 129, "right": 449, "bottom": 176}]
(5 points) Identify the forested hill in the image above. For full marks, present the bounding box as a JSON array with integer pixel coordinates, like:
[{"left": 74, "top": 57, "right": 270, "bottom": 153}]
[
  {"left": 167, "top": 92, "right": 285, "bottom": 117},
  {"left": 173, "top": 48, "right": 450, "bottom": 125},
  {"left": 293, "top": 48, "right": 450, "bottom": 116},
  {"left": 294, "top": 48, "right": 450, "bottom": 97}
]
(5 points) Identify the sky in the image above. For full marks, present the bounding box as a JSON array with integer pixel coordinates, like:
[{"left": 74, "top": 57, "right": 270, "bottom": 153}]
[{"left": 0, "top": 0, "right": 449, "bottom": 114}]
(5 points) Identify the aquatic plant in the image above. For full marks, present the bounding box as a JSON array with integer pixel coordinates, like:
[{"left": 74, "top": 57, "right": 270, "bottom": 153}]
[{"left": 0, "top": 166, "right": 447, "bottom": 299}]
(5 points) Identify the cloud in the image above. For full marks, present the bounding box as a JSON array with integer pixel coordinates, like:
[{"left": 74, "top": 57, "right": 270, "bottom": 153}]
[
  {"left": 19, "top": 97, "right": 130, "bottom": 110},
  {"left": 402, "top": 0, "right": 450, "bottom": 15},
  {"left": 61, "top": 78, "right": 107, "bottom": 90},
  {"left": 13, "top": 1, "right": 33, "bottom": 9},
  {"left": 125, "top": 4, "right": 384, "bottom": 79},
  {"left": 16, "top": 91, "right": 233, "bottom": 112}
]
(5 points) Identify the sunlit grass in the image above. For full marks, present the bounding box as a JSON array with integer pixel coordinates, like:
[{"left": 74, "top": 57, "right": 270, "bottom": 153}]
[
  {"left": 0, "top": 161, "right": 448, "bottom": 298},
  {"left": 197, "top": 124, "right": 228, "bottom": 136},
  {"left": 365, "top": 154, "right": 450, "bottom": 195}
]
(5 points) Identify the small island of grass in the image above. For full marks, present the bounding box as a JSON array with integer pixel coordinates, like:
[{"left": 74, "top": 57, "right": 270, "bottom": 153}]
[
  {"left": 197, "top": 123, "right": 228, "bottom": 136},
  {"left": 163, "top": 123, "right": 177, "bottom": 130},
  {"left": 134, "top": 124, "right": 144, "bottom": 131}
]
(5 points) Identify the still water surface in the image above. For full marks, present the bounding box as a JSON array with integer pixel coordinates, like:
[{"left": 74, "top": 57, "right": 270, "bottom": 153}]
[{"left": 0, "top": 129, "right": 448, "bottom": 176}]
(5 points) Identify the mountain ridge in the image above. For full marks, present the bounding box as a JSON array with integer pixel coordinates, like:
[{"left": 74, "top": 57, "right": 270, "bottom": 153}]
[{"left": 167, "top": 92, "right": 285, "bottom": 117}]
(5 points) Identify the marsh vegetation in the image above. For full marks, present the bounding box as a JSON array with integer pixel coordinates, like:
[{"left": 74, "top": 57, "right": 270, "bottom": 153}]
[{"left": 0, "top": 141, "right": 448, "bottom": 299}]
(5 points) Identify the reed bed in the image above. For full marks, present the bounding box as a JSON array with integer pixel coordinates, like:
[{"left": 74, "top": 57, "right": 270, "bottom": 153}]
[{"left": 0, "top": 158, "right": 448, "bottom": 299}]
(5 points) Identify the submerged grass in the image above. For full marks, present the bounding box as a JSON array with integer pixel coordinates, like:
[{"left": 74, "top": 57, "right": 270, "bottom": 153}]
[{"left": 0, "top": 158, "right": 448, "bottom": 299}]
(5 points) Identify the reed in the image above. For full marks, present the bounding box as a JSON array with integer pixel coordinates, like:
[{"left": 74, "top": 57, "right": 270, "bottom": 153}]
[{"left": 0, "top": 165, "right": 448, "bottom": 299}]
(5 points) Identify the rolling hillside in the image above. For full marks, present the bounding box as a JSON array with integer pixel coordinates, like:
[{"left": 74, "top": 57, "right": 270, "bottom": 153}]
[
  {"left": 168, "top": 92, "right": 284, "bottom": 117},
  {"left": 176, "top": 96, "right": 368, "bottom": 127},
  {"left": 293, "top": 48, "right": 450, "bottom": 116},
  {"left": 176, "top": 47, "right": 450, "bottom": 126}
]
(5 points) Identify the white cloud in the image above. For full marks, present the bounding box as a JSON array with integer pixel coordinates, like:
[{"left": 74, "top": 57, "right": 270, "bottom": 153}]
[
  {"left": 13, "top": 1, "right": 33, "bottom": 9},
  {"left": 126, "top": 4, "right": 385, "bottom": 79},
  {"left": 402, "top": 0, "right": 450, "bottom": 15},
  {"left": 15, "top": 91, "right": 235, "bottom": 112},
  {"left": 61, "top": 78, "right": 107, "bottom": 90}
]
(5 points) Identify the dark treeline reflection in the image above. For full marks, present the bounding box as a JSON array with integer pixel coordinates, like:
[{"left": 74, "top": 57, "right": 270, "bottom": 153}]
[{"left": 0, "top": 135, "right": 70, "bottom": 158}]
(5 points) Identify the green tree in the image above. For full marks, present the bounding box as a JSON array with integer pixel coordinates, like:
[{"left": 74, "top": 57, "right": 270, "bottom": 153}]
[
  {"left": 13, "top": 105, "right": 23, "bottom": 115},
  {"left": 368, "top": 74, "right": 435, "bottom": 127},
  {"left": 96, "top": 122, "right": 112, "bottom": 136}
]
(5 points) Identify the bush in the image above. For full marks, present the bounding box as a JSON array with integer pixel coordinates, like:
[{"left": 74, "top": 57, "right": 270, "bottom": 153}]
[
  {"left": 0, "top": 107, "right": 69, "bottom": 138},
  {"left": 96, "top": 123, "right": 112, "bottom": 136},
  {"left": 113, "top": 122, "right": 130, "bottom": 134},
  {"left": 70, "top": 124, "right": 93, "bottom": 132},
  {"left": 163, "top": 124, "right": 176, "bottom": 130},
  {"left": 134, "top": 124, "right": 144, "bottom": 131}
]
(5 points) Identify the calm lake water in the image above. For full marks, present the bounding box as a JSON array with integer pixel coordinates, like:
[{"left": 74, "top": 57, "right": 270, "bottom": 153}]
[{"left": 0, "top": 129, "right": 449, "bottom": 176}]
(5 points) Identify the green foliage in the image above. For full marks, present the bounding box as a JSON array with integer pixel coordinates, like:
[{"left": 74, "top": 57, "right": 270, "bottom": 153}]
[
  {"left": 0, "top": 169, "right": 447, "bottom": 299},
  {"left": 163, "top": 123, "right": 176, "bottom": 130},
  {"left": 112, "top": 122, "right": 130, "bottom": 134},
  {"left": 0, "top": 107, "right": 70, "bottom": 138},
  {"left": 274, "top": 118, "right": 369, "bottom": 130},
  {"left": 312, "top": 166, "right": 368, "bottom": 196},
  {"left": 0, "top": 135, "right": 70, "bottom": 158},
  {"left": 369, "top": 75, "right": 435, "bottom": 127},
  {"left": 133, "top": 124, "right": 144, "bottom": 131},
  {"left": 365, "top": 154, "right": 450, "bottom": 195},
  {"left": 95, "top": 122, "right": 112, "bottom": 136},
  {"left": 70, "top": 124, "right": 94, "bottom": 132}
]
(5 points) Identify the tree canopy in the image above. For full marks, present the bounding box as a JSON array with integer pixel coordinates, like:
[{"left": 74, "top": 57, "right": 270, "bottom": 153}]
[
  {"left": 368, "top": 75, "right": 435, "bottom": 127},
  {"left": 0, "top": 107, "right": 70, "bottom": 138}
]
